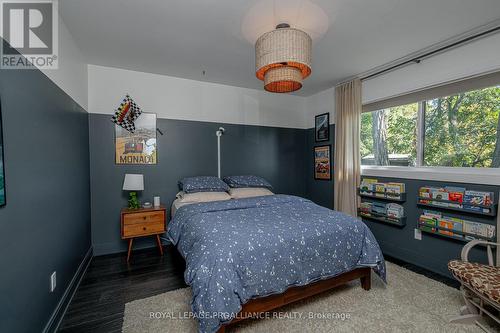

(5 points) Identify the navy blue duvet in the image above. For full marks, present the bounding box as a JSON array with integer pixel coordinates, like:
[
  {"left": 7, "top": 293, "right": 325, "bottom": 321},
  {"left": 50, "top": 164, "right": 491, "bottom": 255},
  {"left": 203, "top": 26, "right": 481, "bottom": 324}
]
[{"left": 168, "top": 195, "right": 386, "bottom": 333}]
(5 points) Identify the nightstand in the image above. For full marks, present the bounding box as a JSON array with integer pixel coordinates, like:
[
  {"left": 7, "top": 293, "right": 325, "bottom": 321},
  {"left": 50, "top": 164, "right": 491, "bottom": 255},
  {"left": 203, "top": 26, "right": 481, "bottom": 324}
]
[{"left": 121, "top": 205, "right": 166, "bottom": 262}]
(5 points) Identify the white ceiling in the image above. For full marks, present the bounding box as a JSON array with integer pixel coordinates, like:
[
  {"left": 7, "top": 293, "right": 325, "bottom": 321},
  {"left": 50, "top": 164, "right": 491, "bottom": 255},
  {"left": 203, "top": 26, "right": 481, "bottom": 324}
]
[{"left": 60, "top": 0, "right": 500, "bottom": 96}]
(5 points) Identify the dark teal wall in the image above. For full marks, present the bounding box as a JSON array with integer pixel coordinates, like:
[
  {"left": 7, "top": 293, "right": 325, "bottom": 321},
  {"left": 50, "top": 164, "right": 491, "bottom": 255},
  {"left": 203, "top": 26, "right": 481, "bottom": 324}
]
[
  {"left": 304, "top": 125, "right": 498, "bottom": 278},
  {"left": 89, "top": 114, "right": 308, "bottom": 255},
  {"left": 360, "top": 176, "right": 498, "bottom": 278},
  {"left": 305, "top": 124, "right": 335, "bottom": 209},
  {"left": 0, "top": 63, "right": 91, "bottom": 330}
]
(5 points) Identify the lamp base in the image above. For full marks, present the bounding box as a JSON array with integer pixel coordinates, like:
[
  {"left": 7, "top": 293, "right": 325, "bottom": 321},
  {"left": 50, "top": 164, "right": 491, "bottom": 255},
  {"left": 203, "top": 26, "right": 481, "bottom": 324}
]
[{"left": 128, "top": 191, "right": 140, "bottom": 209}]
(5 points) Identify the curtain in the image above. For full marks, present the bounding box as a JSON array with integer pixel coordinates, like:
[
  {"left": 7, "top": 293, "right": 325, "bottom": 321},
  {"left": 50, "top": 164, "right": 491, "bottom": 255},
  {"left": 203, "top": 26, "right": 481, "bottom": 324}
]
[{"left": 334, "top": 79, "right": 362, "bottom": 216}]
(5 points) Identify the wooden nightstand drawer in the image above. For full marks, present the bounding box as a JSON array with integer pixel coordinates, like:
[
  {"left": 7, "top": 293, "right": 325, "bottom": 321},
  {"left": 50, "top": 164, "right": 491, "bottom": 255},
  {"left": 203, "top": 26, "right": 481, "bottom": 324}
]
[
  {"left": 123, "top": 211, "right": 165, "bottom": 225},
  {"left": 120, "top": 205, "right": 167, "bottom": 262},
  {"left": 122, "top": 220, "right": 165, "bottom": 237}
]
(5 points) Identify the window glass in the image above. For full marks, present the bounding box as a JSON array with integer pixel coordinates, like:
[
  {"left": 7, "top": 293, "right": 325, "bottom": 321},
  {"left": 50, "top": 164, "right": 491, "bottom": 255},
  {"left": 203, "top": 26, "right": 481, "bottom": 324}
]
[
  {"left": 424, "top": 86, "right": 500, "bottom": 168},
  {"left": 360, "top": 103, "right": 418, "bottom": 166}
]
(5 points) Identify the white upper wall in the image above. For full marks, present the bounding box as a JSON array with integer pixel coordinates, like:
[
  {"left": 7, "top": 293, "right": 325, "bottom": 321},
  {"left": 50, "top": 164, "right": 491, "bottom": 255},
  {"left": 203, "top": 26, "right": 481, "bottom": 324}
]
[
  {"left": 305, "top": 88, "right": 335, "bottom": 128},
  {"left": 304, "top": 32, "right": 500, "bottom": 129},
  {"left": 362, "top": 32, "right": 500, "bottom": 104},
  {"left": 87, "top": 65, "right": 308, "bottom": 129},
  {"left": 41, "top": 15, "right": 88, "bottom": 110},
  {"left": 0, "top": 10, "right": 88, "bottom": 109}
]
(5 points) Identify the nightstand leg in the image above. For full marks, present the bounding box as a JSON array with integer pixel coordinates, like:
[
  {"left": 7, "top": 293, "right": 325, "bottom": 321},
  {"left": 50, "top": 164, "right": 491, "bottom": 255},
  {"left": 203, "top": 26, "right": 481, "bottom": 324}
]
[
  {"left": 127, "top": 238, "right": 134, "bottom": 262},
  {"left": 156, "top": 234, "right": 164, "bottom": 256}
]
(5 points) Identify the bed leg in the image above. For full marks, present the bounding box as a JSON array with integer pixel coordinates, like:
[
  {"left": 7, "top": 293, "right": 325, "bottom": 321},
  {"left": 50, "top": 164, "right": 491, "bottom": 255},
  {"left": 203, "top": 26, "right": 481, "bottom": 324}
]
[{"left": 360, "top": 270, "right": 371, "bottom": 291}]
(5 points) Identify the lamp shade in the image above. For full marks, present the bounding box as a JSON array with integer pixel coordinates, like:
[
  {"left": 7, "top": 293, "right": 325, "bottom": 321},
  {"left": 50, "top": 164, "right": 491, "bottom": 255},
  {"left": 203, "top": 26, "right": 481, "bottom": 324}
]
[
  {"left": 255, "top": 26, "right": 312, "bottom": 93},
  {"left": 122, "top": 174, "right": 144, "bottom": 191},
  {"left": 264, "top": 66, "right": 303, "bottom": 93}
]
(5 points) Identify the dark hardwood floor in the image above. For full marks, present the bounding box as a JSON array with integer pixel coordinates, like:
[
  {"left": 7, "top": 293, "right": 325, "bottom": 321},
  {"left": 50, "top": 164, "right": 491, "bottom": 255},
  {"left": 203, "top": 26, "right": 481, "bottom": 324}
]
[
  {"left": 58, "top": 246, "right": 459, "bottom": 332},
  {"left": 58, "top": 245, "right": 186, "bottom": 333}
]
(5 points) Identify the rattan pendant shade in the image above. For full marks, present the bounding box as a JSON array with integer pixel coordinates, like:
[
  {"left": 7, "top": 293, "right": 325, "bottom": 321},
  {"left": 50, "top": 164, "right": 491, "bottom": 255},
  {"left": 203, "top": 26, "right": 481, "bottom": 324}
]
[{"left": 255, "top": 24, "right": 312, "bottom": 93}]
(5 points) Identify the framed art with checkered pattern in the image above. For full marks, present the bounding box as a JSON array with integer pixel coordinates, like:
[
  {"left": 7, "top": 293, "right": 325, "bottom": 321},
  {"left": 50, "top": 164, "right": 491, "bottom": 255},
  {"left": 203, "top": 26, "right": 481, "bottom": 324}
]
[{"left": 115, "top": 113, "right": 157, "bottom": 165}]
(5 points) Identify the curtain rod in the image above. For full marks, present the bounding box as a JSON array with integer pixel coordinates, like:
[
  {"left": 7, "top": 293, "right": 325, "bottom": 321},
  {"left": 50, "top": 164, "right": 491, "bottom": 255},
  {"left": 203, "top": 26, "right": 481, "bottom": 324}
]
[{"left": 359, "top": 24, "right": 500, "bottom": 82}]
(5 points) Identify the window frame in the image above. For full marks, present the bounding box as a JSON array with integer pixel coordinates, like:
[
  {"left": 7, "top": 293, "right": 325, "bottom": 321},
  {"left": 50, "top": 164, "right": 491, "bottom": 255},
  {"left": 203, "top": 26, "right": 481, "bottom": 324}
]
[
  {"left": 360, "top": 87, "right": 500, "bottom": 185},
  {"left": 361, "top": 165, "right": 500, "bottom": 186}
]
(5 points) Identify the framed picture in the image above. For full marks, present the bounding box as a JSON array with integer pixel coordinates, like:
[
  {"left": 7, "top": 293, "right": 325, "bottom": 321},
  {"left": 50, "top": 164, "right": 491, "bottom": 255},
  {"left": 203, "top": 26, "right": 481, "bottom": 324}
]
[
  {"left": 314, "top": 145, "right": 331, "bottom": 180},
  {"left": 115, "top": 113, "right": 157, "bottom": 165},
  {"left": 0, "top": 101, "right": 5, "bottom": 206},
  {"left": 315, "top": 113, "right": 330, "bottom": 142}
]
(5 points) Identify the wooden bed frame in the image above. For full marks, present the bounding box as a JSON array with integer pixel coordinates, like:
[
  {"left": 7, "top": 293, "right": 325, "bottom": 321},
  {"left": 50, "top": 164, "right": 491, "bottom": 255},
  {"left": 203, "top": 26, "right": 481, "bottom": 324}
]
[{"left": 217, "top": 267, "right": 371, "bottom": 332}]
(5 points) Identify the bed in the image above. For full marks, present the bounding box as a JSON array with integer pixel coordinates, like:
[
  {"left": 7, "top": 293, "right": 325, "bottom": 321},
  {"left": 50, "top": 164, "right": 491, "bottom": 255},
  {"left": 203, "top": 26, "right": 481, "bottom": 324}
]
[
  {"left": 168, "top": 194, "right": 386, "bottom": 333},
  {"left": 171, "top": 198, "right": 192, "bottom": 217}
]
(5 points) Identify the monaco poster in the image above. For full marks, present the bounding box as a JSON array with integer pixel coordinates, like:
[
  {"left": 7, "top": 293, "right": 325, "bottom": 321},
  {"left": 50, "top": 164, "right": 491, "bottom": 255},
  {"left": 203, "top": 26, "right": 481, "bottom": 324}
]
[
  {"left": 115, "top": 113, "right": 157, "bottom": 165},
  {"left": 314, "top": 145, "right": 331, "bottom": 180}
]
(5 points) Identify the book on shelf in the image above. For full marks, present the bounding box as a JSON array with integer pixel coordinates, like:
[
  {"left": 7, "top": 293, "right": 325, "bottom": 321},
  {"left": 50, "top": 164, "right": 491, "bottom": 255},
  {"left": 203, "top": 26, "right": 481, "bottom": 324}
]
[
  {"left": 438, "top": 217, "right": 463, "bottom": 238},
  {"left": 463, "top": 190, "right": 494, "bottom": 214},
  {"left": 464, "top": 190, "right": 494, "bottom": 206},
  {"left": 374, "top": 183, "right": 386, "bottom": 197},
  {"left": 463, "top": 221, "right": 495, "bottom": 239},
  {"left": 418, "top": 211, "right": 439, "bottom": 233},
  {"left": 359, "top": 201, "right": 372, "bottom": 213},
  {"left": 360, "top": 179, "right": 405, "bottom": 199},
  {"left": 361, "top": 178, "right": 378, "bottom": 185},
  {"left": 418, "top": 211, "right": 496, "bottom": 240},
  {"left": 372, "top": 202, "right": 386, "bottom": 214},
  {"left": 445, "top": 186, "right": 466, "bottom": 204},
  {"left": 418, "top": 186, "right": 495, "bottom": 214},
  {"left": 386, "top": 203, "right": 404, "bottom": 219},
  {"left": 359, "top": 178, "right": 378, "bottom": 194},
  {"left": 419, "top": 225, "right": 436, "bottom": 233},
  {"left": 432, "top": 188, "right": 449, "bottom": 201},
  {"left": 358, "top": 201, "right": 404, "bottom": 221},
  {"left": 419, "top": 215, "right": 437, "bottom": 227},
  {"left": 419, "top": 187, "right": 432, "bottom": 198},
  {"left": 422, "top": 210, "right": 441, "bottom": 219},
  {"left": 385, "top": 183, "right": 405, "bottom": 199}
]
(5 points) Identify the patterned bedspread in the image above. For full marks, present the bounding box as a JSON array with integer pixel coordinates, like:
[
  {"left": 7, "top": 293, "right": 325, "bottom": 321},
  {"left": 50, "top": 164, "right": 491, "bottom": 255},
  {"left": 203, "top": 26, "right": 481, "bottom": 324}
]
[{"left": 168, "top": 194, "right": 386, "bottom": 333}]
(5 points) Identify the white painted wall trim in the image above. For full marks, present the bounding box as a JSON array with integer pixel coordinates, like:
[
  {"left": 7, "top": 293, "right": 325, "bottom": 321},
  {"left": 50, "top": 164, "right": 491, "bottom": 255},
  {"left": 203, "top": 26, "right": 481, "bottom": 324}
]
[{"left": 362, "top": 166, "right": 500, "bottom": 186}]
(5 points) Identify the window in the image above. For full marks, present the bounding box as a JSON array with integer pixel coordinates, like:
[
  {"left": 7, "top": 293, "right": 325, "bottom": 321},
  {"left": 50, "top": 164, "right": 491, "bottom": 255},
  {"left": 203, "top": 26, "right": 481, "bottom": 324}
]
[
  {"left": 361, "top": 103, "right": 418, "bottom": 166},
  {"left": 361, "top": 85, "right": 500, "bottom": 168},
  {"left": 424, "top": 86, "right": 500, "bottom": 167}
]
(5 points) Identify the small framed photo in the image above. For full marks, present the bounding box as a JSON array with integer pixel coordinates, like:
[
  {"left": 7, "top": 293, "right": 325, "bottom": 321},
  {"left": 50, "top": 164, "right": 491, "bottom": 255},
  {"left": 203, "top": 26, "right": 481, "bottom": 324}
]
[
  {"left": 314, "top": 145, "right": 332, "bottom": 180},
  {"left": 315, "top": 113, "right": 329, "bottom": 142}
]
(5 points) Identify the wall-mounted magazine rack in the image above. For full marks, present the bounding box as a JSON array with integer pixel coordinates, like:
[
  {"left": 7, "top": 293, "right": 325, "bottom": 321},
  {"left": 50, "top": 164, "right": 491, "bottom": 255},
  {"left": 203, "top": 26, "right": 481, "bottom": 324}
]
[{"left": 417, "top": 197, "right": 497, "bottom": 217}]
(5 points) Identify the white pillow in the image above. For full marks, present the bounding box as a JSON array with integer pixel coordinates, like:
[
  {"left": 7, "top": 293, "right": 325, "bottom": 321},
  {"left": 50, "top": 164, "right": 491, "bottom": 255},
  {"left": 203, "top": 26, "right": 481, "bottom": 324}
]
[
  {"left": 176, "top": 191, "right": 231, "bottom": 203},
  {"left": 229, "top": 187, "right": 274, "bottom": 199}
]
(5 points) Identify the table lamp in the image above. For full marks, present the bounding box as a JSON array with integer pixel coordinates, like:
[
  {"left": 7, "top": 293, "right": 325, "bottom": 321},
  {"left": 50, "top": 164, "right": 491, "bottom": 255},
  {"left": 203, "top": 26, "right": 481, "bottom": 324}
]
[{"left": 123, "top": 174, "right": 144, "bottom": 209}]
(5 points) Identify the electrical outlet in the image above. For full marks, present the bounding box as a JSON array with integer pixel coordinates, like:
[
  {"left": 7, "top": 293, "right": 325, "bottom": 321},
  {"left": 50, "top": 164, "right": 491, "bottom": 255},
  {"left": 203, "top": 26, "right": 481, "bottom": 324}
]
[
  {"left": 414, "top": 228, "right": 422, "bottom": 240},
  {"left": 50, "top": 271, "right": 57, "bottom": 292}
]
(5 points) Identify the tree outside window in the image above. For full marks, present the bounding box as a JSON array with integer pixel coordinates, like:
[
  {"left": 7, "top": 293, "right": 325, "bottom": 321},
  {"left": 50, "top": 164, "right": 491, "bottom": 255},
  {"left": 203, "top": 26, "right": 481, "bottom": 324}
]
[
  {"left": 361, "top": 103, "right": 418, "bottom": 166},
  {"left": 360, "top": 85, "right": 500, "bottom": 168}
]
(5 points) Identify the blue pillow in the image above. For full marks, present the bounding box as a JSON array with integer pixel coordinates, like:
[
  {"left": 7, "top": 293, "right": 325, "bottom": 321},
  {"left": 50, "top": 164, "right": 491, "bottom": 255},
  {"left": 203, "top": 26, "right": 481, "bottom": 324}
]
[
  {"left": 178, "top": 176, "right": 229, "bottom": 194},
  {"left": 222, "top": 175, "right": 273, "bottom": 190}
]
